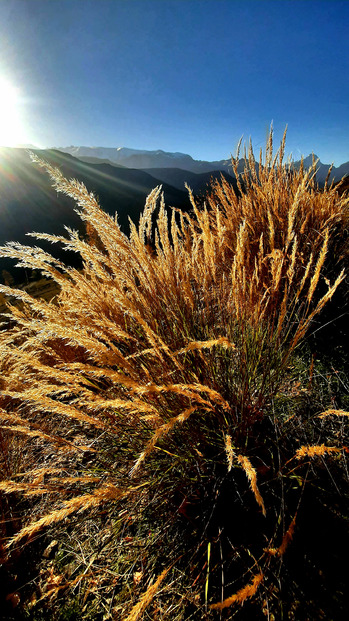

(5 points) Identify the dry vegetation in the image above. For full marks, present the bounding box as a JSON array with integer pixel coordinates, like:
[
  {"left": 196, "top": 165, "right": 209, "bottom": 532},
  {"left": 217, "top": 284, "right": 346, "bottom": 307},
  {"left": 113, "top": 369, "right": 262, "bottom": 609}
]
[{"left": 0, "top": 129, "right": 348, "bottom": 620}]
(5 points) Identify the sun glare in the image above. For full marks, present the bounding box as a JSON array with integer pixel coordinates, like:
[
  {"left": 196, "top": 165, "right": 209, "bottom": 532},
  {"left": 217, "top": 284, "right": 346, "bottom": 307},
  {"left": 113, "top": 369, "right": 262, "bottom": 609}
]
[{"left": 0, "top": 76, "right": 26, "bottom": 146}]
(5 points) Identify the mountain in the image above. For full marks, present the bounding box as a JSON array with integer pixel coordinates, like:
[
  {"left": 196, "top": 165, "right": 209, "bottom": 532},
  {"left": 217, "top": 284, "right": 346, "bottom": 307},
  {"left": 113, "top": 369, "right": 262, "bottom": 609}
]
[
  {"left": 75, "top": 155, "right": 126, "bottom": 168},
  {"left": 58, "top": 145, "right": 349, "bottom": 184},
  {"left": 292, "top": 154, "right": 341, "bottom": 185},
  {"left": 58, "top": 145, "right": 233, "bottom": 174},
  {"left": 0, "top": 147, "right": 191, "bottom": 283},
  {"left": 140, "top": 167, "right": 238, "bottom": 194}
]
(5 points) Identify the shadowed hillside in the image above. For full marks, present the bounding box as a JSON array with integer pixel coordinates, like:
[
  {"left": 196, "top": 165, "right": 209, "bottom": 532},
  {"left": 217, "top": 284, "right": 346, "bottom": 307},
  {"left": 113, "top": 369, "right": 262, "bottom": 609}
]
[
  {"left": 0, "top": 148, "right": 191, "bottom": 282},
  {"left": 140, "top": 167, "right": 239, "bottom": 194}
]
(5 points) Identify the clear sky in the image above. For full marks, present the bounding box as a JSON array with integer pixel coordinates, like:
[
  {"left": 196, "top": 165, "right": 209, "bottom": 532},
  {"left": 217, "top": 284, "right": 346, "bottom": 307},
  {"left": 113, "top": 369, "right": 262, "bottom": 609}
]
[{"left": 0, "top": 0, "right": 348, "bottom": 165}]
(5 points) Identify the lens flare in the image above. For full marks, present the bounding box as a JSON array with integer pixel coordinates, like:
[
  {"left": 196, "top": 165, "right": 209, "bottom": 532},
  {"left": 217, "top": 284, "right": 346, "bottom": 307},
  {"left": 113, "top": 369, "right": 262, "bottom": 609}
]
[{"left": 0, "top": 77, "right": 26, "bottom": 146}]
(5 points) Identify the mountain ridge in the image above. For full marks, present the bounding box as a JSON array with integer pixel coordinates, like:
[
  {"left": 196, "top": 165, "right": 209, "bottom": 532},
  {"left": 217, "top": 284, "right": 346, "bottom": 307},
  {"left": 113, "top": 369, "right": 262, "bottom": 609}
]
[{"left": 57, "top": 145, "right": 349, "bottom": 184}]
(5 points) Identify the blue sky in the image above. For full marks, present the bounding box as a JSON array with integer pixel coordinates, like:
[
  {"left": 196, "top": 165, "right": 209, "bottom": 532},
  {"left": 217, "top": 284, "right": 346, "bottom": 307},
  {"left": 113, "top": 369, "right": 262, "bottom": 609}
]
[{"left": 0, "top": 0, "right": 348, "bottom": 165}]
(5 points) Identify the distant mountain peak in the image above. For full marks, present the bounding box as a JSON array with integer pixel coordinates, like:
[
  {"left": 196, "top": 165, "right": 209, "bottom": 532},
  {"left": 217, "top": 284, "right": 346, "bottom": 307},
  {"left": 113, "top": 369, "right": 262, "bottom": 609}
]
[{"left": 302, "top": 153, "right": 320, "bottom": 163}]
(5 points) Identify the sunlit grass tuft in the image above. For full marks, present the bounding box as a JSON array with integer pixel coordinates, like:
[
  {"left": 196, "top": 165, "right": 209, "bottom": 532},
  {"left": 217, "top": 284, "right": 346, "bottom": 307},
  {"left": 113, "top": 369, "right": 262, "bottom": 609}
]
[{"left": 0, "top": 127, "right": 348, "bottom": 618}]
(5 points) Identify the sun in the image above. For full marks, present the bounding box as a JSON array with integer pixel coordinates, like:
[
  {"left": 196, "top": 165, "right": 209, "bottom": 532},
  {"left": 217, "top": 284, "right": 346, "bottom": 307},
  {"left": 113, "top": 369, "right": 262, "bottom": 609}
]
[{"left": 0, "top": 77, "right": 25, "bottom": 146}]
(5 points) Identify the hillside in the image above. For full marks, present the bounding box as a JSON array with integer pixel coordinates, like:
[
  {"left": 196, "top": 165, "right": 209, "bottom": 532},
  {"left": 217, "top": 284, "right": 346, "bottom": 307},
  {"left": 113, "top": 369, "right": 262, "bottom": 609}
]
[
  {"left": 139, "top": 167, "right": 239, "bottom": 194},
  {"left": 0, "top": 147, "right": 191, "bottom": 282}
]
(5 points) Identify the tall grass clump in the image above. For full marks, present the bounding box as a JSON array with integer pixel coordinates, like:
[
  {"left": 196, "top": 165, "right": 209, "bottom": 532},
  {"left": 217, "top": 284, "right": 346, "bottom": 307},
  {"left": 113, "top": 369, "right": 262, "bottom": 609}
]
[{"left": 0, "top": 128, "right": 348, "bottom": 618}]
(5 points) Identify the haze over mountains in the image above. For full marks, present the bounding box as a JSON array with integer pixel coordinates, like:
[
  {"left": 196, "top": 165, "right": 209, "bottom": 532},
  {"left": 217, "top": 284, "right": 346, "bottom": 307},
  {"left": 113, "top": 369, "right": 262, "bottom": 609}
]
[{"left": 58, "top": 145, "right": 349, "bottom": 186}]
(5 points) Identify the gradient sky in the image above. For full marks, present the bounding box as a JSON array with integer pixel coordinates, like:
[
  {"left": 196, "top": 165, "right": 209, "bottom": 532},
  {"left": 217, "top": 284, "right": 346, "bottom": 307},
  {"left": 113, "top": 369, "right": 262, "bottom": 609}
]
[{"left": 0, "top": 0, "right": 348, "bottom": 165}]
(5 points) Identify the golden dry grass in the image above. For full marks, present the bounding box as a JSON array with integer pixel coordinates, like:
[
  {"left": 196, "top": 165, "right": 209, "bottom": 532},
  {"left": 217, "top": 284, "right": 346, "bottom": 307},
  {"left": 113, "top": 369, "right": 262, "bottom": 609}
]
[
  {"left": 210, "top": 571, "right": 264, "bottom": 610},
  {"left": 0, "top": 127, "right": 348, "bottom": 617}
]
